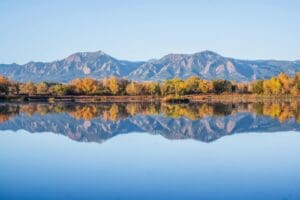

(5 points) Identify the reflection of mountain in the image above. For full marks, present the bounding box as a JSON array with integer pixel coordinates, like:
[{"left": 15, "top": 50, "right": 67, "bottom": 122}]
[{"left": 0, "top": 110, "right": 299, "bottom": 143}]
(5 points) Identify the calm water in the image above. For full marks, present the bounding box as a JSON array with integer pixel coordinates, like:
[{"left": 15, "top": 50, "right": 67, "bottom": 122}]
[{"left": 0, "top": 102, "right": 300, "bottom": 200}]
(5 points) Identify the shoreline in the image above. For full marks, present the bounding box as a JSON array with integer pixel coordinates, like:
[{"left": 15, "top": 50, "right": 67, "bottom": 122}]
[{"left": 0, "top": 94, "right": 299, "bottom": 103}]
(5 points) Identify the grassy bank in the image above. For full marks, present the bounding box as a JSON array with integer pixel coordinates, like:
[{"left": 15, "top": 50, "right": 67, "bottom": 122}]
[
  {"left": 185, "top": 94, "right": 300, "bottom": 103},
  {"left": 1, "top": 94, "right": 299, "bottom": 103}
]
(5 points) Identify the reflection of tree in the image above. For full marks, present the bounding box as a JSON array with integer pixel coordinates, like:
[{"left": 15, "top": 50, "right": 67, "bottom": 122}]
[
  {"left": 0, "top": 114, "right": 13, "bottom": 123},
  {"left": 162, "top": 104, "right": 196, "bottom": 119},
  {"left": 0, "top": 104, "right": 19, "bottom": 123},
  {"left": 18, "top": 103, "right": 69, "bottom": 116},
  {"left": 69, "top": 105, "right": 99, "bottom": 120},
  {"left": 253, "top": 102, "right": 300, "bottom": 123},
  {"left": 198, "top": 104, "right": 214, "bottom": 118},
  {"left": 126, "top": 103, "right": 140, "bottom": 116},
  {"left": 125, "top": 103, "right": 160, "bottom": 116},
  {"left": 0, "top": 101, "right": 300, "bottom": 124},
  {"left": 161, "top": 104, "right": 215, "bottom": 120},
  {"left": 103, "top": 104, "right": 119, "bottom": 121}
]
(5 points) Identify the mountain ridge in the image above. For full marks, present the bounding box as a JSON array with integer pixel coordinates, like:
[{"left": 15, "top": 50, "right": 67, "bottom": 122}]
[{"left": 0, "top": 50, "right": 299, "bottom": 83}]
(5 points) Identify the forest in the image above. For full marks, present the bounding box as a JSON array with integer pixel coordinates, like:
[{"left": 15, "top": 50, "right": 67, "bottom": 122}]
[{"left": 0, "top": 72, "right": 300, "bottom": 96}]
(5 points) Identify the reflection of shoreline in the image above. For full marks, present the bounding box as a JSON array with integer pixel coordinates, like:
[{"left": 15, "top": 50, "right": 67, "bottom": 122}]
[
  {"left": 0, "top": 102, "right": 300, "bottom": 123},
  {"left": 0, "top": 102, "right": 299, "bottom": 144},
  {"left": 0, "top": 110, "right": 299, "bottom": 144}
]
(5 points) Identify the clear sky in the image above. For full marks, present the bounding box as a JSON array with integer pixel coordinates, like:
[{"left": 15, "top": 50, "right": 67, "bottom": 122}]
[{"left": 0, "top": 0, "right": 300, "bottom": 64}]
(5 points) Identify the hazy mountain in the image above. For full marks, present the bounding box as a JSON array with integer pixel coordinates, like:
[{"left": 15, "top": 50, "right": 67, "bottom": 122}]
[{"left": 0, "top": 50, "right": 299, "bottom": 82}]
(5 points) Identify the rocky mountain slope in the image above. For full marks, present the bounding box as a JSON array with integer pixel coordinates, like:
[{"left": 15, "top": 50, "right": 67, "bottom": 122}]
[{"left": 0, "top": 50, "right": 299, "bottom": 82}]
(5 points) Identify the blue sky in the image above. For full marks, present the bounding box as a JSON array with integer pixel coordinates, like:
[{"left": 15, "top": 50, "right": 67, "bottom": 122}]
[{"left": 0, "top": 0, "right": 300, "bottom": 64}]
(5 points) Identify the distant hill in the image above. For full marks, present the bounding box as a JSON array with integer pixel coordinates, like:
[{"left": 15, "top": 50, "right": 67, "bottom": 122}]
[{"left": 0, "top": 50, "right": 299, "bottom": 82}]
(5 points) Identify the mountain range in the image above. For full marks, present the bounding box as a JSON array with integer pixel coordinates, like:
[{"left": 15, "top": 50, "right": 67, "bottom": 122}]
[{"left": 0, "top": 50, "right": 299, "bottom": 82}]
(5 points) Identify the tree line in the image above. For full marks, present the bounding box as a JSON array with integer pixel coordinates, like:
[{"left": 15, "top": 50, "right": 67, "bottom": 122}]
[{"left": 0, "top": 72, "right": 300, "bottom": 96}]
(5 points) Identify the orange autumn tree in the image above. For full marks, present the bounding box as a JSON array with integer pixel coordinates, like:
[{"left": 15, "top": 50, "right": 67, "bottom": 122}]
[
  {"left": 0, "top": 75, "right": 13, "bottom": 95},
  {"left": 81, "top": 78, "right": 98, "bottom": 94},
  {"left": 278, "top": 73, "right": 293, "bottom": 94},
  {"left": 69, "top": 78, "right": 98, "bottom": 95},
  {"left": 20, "top": 81, "right": 37, "bottom": 95}
]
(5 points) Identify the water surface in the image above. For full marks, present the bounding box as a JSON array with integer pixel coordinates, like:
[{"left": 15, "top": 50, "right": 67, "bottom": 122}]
[{"left": 0, "top": 102, "right": 299, "bottom": 199}]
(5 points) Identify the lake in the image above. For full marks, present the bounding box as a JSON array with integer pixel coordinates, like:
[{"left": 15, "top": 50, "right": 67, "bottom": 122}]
[{"left": 0, "top": 102, "right": 300, "bottom": 200}]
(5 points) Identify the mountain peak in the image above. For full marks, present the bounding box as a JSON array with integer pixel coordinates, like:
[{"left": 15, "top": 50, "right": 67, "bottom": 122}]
[
  {"left": 65, "top": 50, "right": 112, "bottom": 63},
  {"left": 160, "top": 53, "right": 189, "bottom": 61},
  {"left": 68, "top": 50, "right": 107, "bottom": 58},
  {"left": 159, "top": 50, "right": 221, "bottom": 61},
  {"left": 195, "top": 50, "right": 221, "bottom": 57}
]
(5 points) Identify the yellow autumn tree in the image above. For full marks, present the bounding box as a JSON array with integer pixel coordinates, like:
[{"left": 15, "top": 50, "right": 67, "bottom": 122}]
[
  {"left": 81, "top": 78, "right": 98, "bottom": 95},
  {"left": 198, "top": 80, "right": 210, "bottom": 93},
  {"left": 69, "top": 78, "right": 98, "bottom": 95},
  {"left": 36, "top": 82, "right": 49, "bottom": 94},
  {"left": 291, "top": 72, "right": 300, "bottom": 96},
  {"left": 278, "top": 73, "right": 293, "bottom": 94},
  {"left": 263, "top": 77, "right": 282, "bottom": 95},
  {"left": 69, "top": 78, "right": 83, "bottom": 94},
  {"left": 185, "top": 76, "right": 201, "bottom": 94},
  {"left": 108, "top": 76, "right": 119, "bottom": 95},
  {"left": 126, "top": 81, "right": 141, "bottom": 95},
  {"left": 147, "top": 82, "right": 160, "bottom": 95},
  {"left": 23, "top": 81, "right": 37, "bottom": 95}
]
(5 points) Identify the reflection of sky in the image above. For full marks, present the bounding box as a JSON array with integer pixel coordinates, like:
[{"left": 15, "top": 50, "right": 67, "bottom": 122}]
[{"left": 0, "top": 130, "right": 300, "bottom": 200}]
